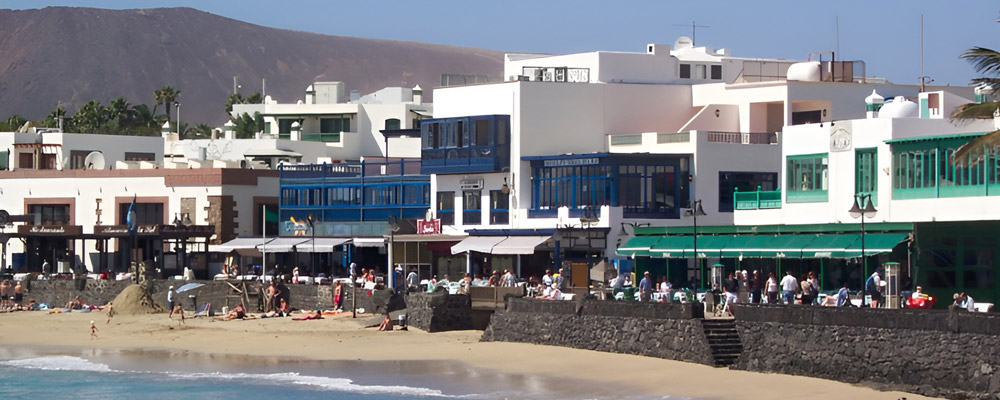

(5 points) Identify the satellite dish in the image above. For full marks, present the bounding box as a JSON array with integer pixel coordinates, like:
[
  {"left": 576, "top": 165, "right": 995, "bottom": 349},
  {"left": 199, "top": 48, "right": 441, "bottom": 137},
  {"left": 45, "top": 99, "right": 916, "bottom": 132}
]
[{"left": 84, "top": 152, "right": 106, "bottom": 170}]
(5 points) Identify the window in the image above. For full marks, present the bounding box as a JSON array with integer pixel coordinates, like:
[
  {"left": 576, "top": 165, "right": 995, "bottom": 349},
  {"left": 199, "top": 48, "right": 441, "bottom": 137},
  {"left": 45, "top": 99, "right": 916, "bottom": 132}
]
[
  {"left": 18, "top": 152, "right": 33, "bottom": 169},
  {"left": 695, "top": 64, "right": 706, "bottom": 79},
  {"left": 463, "top": 190, "right": 481, "bottom": 225},
  {"left": 786, "top": 154, "right": 828, "bottom": 202},
  {"left": 855, "top": 148, "right": 877, "bottom": 205},
  {"left": 278, "top": 119, "right": 296, "bottom": 134},
  {"left": 320, "top": 117, "right": 350, "bottom": 133},
  {"left": 384, "top": 118, "right": 401, "bottom": 131},
  {"left": 29, "top": 204, "right": 70, "bottom": 225},
  {"left": 117, "top": 202, "right": 163, "bottom": 225},
  {"left": 490, "top": 190, "right": 509, "bottom": 225},
  {"left": 437, "top": 191, "right": 454, "bottom": 225},
  {"left": 0, "top": 150, "right": 7, "bottom": 170},
  {"left": 791, "top": 110, "right": 822, "bottom": 125},
  {"left": 679, "top": 64, "right": 691, "bottom": 79},
  {"left": 474, "top": 119, "right": 489, "bottom": 146},
  {"left": 711, "top": 65, "right": 722, "bottom": 80},
  {"left": 719, "top": 172, "right": 778, "bottom": 212},
  {"left": 125, "top": 152, "right": 155, "bottom": 162}
]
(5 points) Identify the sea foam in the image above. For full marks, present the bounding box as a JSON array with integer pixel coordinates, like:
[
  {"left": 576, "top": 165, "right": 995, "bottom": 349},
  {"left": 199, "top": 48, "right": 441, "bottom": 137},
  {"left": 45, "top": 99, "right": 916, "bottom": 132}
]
[
  {"left": 0, "top": 355, "right": 112, "bottom": 373},
  {"left": 168, "top": 371, "right": 451, "bottom": 397}
]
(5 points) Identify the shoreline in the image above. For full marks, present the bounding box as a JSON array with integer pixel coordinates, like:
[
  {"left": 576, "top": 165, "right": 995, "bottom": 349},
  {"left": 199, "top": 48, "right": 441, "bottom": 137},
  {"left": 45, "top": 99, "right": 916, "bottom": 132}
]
[{"left": 0, "top": 311, "right": 941, "bottom": 400}]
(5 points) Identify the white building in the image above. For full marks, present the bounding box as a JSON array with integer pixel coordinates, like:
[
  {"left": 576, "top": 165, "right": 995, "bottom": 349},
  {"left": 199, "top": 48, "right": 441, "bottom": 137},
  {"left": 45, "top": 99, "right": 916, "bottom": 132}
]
[{"left": 419, "top": 38, "right": 980, "bottom": 288}]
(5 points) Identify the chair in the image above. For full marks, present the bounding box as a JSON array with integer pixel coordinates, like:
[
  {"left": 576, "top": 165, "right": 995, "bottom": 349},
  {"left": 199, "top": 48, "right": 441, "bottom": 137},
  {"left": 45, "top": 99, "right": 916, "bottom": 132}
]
[{"left": 193, "top": 303, "right": 211, "bottom": 318}]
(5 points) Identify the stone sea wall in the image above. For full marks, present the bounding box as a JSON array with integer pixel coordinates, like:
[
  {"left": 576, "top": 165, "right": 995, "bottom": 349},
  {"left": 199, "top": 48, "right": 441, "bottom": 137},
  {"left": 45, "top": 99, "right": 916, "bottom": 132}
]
[
  {"left": 482, "top": 298, "right": 714, "bottom": 365},
  {"left": 405, "top": 292, "right": 473, "bottom": 332},
  {"left": 732, "top": 304, "right": 1000, "bottom": 400}
]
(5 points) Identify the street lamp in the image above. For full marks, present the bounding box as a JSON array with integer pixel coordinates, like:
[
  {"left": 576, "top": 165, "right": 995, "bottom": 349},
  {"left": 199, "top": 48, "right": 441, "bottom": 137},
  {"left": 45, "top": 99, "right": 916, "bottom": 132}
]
[
  {"left": 306, "top": 215, "right": 316, "bottom": 278},
  {"left": 685, "top": 200, "right": 707, "bottom": 289},
  {"left": 848, "top": 194, "right": 878, "bottom": 301},
  {"left": 174, "top": 102, "right": 181, "bottom": 139}
]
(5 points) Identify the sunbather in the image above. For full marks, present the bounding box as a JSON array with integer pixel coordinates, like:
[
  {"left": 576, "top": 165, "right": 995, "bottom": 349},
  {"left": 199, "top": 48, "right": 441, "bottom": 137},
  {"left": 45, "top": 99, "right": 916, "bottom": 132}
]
[
  {"left": 377, "top": 312, "right": 394, "bottom": 331},
  {"left": 218, "top": 304, "right": 247, "bottom": 320}
]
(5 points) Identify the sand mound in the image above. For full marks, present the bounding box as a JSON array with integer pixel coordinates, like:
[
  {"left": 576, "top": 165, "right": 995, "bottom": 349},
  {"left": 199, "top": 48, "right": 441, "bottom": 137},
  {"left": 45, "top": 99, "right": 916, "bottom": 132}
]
[{"left": 111, "top": 284, "right": 165, "bottom": 315}]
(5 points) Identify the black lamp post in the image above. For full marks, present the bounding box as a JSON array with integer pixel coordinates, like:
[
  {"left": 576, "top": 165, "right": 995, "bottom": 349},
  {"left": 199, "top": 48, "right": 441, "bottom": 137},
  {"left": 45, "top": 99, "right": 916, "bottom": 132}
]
[
  {"left": 306, "top": 215, "right": 316, "bottom": 278},
  {"left": 848, "top": 194, "right": 877, "bottom": 303},
  {"left": 685, "top": 200, "right": 707, "bottom": 289}
]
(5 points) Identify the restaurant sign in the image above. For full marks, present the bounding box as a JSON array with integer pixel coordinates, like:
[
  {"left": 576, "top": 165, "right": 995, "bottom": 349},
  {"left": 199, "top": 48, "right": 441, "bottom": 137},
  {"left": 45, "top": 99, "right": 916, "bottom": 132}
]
[
  {"left": 18, "top": 225, "right": 83, "bottom": 236},
  {"left": 94, "top": 225, "right": 160, "bottom": 236}
]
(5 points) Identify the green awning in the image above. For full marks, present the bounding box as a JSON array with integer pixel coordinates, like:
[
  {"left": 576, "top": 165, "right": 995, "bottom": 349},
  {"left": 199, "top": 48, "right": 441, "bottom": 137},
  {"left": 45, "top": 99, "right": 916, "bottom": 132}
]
[
  {"left": 800, "top": 234, "right": 860, "bottom": 258},
  {"left": 617, "top": 236, "right": 663, "bottom": 257},
  {"left": 649, "top": 236, "right": 693, "bottom": 258},
  {"left": 841, "top": 233, "right": 908, "bottom": 256},
  {"left": 720, "top": 234, "right": 816, "bottom": 258},
  {"left": 690, "top": 235, "right": 736, "bottom": 258}
]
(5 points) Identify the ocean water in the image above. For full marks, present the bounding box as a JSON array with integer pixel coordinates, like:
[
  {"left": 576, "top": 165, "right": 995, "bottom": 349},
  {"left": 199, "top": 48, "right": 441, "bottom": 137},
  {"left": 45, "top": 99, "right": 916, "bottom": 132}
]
[{"left": 0, "top": 349, "right": 681, "bottom": 400}]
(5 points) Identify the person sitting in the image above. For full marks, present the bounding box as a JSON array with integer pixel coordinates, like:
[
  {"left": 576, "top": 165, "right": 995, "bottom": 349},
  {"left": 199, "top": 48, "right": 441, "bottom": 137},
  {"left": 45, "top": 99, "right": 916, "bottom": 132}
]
[
  {"left": 912, "top": 286, "right": 926, "bottom": 299},
  {"left": 277, "top": 298, "right": 291, "bottom": 317},
  {"left": 954, "top": 292, "right": 975, "bottom": 312},
  {"left": 224, "top": 304, "right": 247, "bottom": 320},
  {"left": 26, "top": 298, "right": 38, "bottom": 311},
  {"left": 378, "top": 312, "right": 394, "bottom": 331},
  {"left": 65, "top": 296, "right": 84, "bottom": 310}
]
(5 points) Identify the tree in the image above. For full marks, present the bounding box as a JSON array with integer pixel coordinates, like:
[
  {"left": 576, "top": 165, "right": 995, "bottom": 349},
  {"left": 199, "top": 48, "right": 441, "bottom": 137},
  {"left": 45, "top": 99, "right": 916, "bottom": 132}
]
[
  {"left": 951, "top": 42, "right": 1000, "bottom": 162},
  {"left": 6, "top": 114, "right": 27, "bottom": 131},
  {"left": 231, "top": 112, "right": 261, "bottom": 139},
  {"left": 192, "top": 124, "right": 214, "bottom": 139},
  {"left": 225, "top": 92, "right": 262, "bottom": 115},
  {"left": 154, "top": 86, "right": 181, "bottom": 121}
]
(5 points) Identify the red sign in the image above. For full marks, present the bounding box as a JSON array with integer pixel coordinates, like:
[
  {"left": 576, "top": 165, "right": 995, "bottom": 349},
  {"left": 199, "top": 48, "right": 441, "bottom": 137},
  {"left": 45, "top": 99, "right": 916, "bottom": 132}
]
[{"left": 417, "top": 218, "right": 441, "bottom": 235}]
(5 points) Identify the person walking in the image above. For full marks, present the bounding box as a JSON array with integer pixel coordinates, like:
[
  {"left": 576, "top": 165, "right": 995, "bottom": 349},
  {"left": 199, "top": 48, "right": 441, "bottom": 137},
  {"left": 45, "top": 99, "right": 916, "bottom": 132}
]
[
  {"left": 780, "top": 271, "right": 798, "bottom": 304},
  {"left": 166, "top": 285, "right": 176, "bottom": 318},
  {"left": 638, "top": 271, "right": 653, "bottom": 302},
  {"left": 723, "top": 272, "right": 739, "bottom": 313},
  {"left": 766, "top": 272, "right": 779, "bottom": 304},
  {"left": 750, "top": 270, "right": 763, "bottom": 304},
  {"left": 865, "top": 271, "right": 882, "bottom": 308}
]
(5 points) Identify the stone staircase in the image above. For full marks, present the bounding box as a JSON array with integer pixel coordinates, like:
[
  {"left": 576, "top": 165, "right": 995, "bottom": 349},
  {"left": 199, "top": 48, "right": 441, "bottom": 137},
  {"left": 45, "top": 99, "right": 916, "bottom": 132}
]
[{"left": 700, "top": 318, "right": 743, "bottom": 367}]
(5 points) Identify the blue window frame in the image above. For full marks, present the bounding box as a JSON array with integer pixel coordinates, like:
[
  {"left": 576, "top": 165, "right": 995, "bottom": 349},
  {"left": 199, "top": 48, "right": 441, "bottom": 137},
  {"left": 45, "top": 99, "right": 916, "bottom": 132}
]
[
  {"left": 490, "top": 190, "right": 509, "bottom": 225},
  {"left": 463, "top": 190, "right": 481, "bottom": 225},
  {"left": 528, "top": 154, "right": 688, "bottom": 219},
  {"left": 437, "top": 191, "right": 454, "bottom": 225},
  {"left": 420, "top": 115, "right": 510, "bottom": 174}
]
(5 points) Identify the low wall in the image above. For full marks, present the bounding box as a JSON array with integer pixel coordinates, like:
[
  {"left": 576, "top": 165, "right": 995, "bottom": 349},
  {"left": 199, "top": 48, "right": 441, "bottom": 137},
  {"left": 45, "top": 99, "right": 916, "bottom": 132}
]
[
  {"left": 732, "top": 304, "right": 1000, "bottom": 399},
  {"left": 405, "top": 292, "right": 473, "bottom": 332},
  {"left": 482, "top": 298, "right": 714, "bottom": 365}
]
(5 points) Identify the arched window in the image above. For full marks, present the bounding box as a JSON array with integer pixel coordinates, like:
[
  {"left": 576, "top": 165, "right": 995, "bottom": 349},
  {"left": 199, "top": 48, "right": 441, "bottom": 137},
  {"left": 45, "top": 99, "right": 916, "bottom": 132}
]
[{"left": 384, "top": 118, "right": 401, "bottom": 131}]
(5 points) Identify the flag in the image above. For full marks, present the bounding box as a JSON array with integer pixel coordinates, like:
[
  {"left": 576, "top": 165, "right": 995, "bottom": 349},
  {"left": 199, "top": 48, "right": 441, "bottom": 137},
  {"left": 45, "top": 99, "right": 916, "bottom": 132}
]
[{"left": 126, "top": 195, "right": 138, "bottom": 235}]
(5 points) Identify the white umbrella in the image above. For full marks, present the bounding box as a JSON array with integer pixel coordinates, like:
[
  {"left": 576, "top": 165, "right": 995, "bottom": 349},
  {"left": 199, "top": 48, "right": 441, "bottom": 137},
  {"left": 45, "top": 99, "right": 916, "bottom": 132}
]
[{"left": 176, "top": 282, "right": 205, "bottom": 293}]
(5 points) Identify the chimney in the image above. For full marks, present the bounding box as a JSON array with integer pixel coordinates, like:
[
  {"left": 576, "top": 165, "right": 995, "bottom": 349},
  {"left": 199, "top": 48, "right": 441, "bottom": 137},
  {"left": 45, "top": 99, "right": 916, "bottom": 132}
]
[
  {"left": 224, "top": 120, "right": 236, "bottom": 140},
  {"left": 290, "top": 121, "right": 302, "bottom": 141},
  {"left": 412, "top": 85, "right": 423, "bottom": 105},
  {"left": 865, "top": 90, "right": 884, "bottom": 119}
]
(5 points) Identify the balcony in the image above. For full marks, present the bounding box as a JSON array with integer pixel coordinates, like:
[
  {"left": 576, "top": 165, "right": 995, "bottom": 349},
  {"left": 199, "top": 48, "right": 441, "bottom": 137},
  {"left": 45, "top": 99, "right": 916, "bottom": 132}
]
[
  {"left": 420, "top": 115, "right": 511, "bottom": 175},
  {"left": 607, "top": 130, "right": 779, "bottom": 149},
  {"left": 734, "top": 186, "right": 782, "bottom": 210}
]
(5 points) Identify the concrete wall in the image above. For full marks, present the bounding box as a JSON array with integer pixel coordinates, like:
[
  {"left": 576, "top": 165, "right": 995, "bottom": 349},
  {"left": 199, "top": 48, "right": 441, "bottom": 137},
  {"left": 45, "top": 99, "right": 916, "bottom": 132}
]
[
  {"left": 405, "top": 292, "right": 473, "bottom": 332},
  {"left": 482, "top": 298, "right": 714, "bottom": 366},
  {"left": 732, "top": 304, "right": 1000, "bottom": 399}
]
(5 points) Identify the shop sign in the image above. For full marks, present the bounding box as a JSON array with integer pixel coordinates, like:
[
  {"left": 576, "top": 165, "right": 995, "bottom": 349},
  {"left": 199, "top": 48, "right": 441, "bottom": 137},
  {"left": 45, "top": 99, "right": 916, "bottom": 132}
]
[
  {"left": 18, "top": 225, "right": 83, "bottom": 235},
  {"left": 417, "top": 218, "right": 441, "bottom": 235}
]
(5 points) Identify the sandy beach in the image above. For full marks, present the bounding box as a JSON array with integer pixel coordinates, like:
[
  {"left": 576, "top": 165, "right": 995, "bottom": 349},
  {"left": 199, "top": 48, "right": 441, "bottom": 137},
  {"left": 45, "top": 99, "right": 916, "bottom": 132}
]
[{"left": 0, "top": 310, "right": 939, "bottom": 400}]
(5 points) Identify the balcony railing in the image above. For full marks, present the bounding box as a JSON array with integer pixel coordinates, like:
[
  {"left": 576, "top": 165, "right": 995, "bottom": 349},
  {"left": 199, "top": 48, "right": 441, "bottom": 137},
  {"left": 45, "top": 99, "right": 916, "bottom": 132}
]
[
  {"left": 706, "top": 131, "right": 778, "bottom": 145},
  {"left": 734, "top": 186, "right": 782, "bottom": 210}
]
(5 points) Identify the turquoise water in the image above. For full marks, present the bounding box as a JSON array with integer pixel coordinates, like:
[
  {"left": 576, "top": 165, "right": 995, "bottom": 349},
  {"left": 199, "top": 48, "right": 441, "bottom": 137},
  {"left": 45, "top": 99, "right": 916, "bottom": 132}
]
[{"left": 0, "top": 350, "right": 677, "bottom": 399}]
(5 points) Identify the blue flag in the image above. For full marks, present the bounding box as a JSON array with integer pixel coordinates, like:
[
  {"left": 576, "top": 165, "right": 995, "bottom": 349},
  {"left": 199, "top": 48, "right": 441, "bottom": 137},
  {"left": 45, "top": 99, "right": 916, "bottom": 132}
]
[{"left": 126, "top": 195, "right": 138, "bottom": 235}]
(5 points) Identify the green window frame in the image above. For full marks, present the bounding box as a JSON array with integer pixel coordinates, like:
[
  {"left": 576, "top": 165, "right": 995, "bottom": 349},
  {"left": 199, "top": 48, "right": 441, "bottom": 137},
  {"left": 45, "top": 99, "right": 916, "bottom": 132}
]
[
  {"left": 891, "top": 137, "right": 997, "bottom": 200},
  {"left": 855, "top": 148, "right": 878, "bottom": 206},
  {"left": 786, "top": 153, "right": 828, "bottom": 202},
  {"left": 320, "top": 116, "right": 351, "bottom": 133},
  {"left": 0, "top": 149, "right": 8, "bottom": 171}
]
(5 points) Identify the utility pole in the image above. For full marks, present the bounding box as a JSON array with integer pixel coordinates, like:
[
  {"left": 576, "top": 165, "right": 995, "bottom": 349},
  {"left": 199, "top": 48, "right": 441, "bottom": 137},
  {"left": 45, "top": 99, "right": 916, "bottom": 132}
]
[{"left": 674, "top": 21, "right": 710, "bottom": 45}]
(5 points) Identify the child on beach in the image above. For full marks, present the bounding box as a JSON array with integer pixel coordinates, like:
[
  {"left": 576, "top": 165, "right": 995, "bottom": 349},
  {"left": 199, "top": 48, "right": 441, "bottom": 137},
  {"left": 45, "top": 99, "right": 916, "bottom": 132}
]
[
  {"left": 90, "top": 321, "right": 98, "bottom": 339},
  {"left": 377, "top": 311, "right": 394, "bottom": 331}
]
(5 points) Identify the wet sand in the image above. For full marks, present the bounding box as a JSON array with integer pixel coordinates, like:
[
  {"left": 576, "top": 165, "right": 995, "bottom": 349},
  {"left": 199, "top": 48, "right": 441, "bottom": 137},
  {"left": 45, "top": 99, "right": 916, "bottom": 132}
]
[{"left": 0, "top": 311, "right": 941, "bottom": 400}]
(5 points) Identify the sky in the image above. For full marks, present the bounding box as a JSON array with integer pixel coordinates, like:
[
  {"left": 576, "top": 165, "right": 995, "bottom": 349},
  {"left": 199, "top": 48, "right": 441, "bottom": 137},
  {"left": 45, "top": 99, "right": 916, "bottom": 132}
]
[{"left": 4, "top": 0, "right": 1000, "bottom": 87}]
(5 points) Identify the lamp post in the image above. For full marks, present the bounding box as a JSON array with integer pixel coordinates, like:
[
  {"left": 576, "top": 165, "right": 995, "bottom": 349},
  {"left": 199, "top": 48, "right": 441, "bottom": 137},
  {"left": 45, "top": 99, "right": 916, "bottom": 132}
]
[
  {"left": 848, "top": 194, "right": 877, "bottom": 303},
  {"left": 685, "top": 200, "right": 707, "bottom": 289},
  {"left": 307, "top": 215, "right": 316, "bottom": 278}
]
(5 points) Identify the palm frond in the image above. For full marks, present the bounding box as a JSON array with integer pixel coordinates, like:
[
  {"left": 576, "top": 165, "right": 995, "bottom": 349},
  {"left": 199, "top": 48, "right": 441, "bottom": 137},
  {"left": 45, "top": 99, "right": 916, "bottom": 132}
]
[
  {"left": 970, "top": 77, "right": 1000, "bottom": 92},
  {"left": 961, "top": 46, "right": 1000, "bottom": 76},
  {"left": 950, "top": 101, "right": 1000, "bottom": 120},
  {"left": 952, "top": 129, "right": 1000, "bottom": 164}
]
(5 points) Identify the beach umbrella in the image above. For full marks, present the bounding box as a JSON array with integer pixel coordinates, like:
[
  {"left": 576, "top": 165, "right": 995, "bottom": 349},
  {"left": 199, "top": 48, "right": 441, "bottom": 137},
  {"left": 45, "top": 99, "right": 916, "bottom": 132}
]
[{"left": 175, "top": 282, "right": 205, "bottom": 293}]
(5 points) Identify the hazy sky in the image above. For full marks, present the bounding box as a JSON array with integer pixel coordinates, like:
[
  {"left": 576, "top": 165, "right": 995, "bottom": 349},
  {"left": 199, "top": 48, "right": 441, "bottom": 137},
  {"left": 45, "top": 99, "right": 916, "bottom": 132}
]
[{"left": 5, "top": 0, "right": 1000, "bottom": 86}]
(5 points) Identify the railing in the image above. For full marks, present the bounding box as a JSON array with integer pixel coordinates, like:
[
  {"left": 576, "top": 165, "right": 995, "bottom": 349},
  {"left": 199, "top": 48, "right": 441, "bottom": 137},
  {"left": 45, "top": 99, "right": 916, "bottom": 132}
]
[
  {"left": 657, "top": 132, "right": 690, "bottom": 143},
  {"left": 610, "top": 134, "right": 643, "bottom": 145},
  {"left": 734, "top": 186, "right": 782, "bottom": 210},
  {"left": 301, "top": 132, "right": 341, "bottom": 143},
  {"left": 706, "top": 131, "right": 778, "bottom": 145}
]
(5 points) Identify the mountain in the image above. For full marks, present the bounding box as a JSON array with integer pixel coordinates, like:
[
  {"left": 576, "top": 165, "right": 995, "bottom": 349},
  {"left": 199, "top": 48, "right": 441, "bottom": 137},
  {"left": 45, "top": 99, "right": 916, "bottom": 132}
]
[{"left": 0, "top": 7, "right": 504, "bottom": 125}]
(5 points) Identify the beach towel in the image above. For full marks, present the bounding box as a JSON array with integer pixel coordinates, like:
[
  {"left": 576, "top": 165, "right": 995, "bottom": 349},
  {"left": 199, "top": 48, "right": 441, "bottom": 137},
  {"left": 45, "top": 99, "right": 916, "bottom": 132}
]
[{"left": 292, "top": 313, "right": 323, "bottom": 321}]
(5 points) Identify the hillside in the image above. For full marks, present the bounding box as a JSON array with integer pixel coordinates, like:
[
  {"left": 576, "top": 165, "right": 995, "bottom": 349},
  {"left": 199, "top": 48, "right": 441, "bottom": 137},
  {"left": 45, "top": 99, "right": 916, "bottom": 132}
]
[{"left": 0, "top": 7, "right": 504, "bottom": 124}]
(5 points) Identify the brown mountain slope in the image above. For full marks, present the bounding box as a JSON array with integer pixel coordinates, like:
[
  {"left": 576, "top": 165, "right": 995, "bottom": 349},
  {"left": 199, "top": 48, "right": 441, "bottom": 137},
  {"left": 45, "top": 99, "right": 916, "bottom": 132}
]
[{"left": 0, "top": 7, "right": 504, "bottom": 125}]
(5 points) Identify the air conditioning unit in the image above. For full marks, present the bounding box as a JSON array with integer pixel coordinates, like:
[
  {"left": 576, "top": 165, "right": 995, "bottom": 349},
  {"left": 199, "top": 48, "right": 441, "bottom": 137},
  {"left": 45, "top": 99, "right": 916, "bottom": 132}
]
[{"left": 460, "top": 178, "right": 483, "bottom": 190}]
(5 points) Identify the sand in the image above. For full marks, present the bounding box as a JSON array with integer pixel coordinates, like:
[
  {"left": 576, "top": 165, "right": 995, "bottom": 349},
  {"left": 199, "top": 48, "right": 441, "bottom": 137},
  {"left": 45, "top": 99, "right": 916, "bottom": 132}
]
[
  {"left": 0, "top": 311, "right": 940, "bottom": 400},
  {"left": 109, "top": 284, "right": 165, "bottom": 315}
]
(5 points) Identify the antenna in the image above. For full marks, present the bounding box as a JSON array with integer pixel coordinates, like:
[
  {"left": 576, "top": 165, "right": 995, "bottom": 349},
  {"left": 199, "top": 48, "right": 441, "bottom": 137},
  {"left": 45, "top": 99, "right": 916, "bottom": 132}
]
[
  {"left": 673, "top": 21, "right": 710, "bottom": 46},
  {"left": 919, "top": 14, "right": 925, "bottom": 92},
  {"left": 835, "top": 16, "right": 840, "bottom": 58}
]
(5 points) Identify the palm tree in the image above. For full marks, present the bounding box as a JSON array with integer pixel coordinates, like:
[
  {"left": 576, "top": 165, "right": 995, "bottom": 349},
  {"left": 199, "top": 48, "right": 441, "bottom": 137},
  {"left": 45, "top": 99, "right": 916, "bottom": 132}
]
[
  {"left": 154, "top": 86, "right": 181, "bottom": 121},
  {"left": 951, "top": 44, "right": 1000, "bottom": 161}
]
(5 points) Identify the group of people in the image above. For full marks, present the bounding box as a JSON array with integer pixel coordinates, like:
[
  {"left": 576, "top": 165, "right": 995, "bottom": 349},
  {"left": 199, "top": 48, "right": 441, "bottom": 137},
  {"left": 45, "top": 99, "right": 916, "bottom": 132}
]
[{"left": 0, "top": 280, "right": 25, "bottom": 311}]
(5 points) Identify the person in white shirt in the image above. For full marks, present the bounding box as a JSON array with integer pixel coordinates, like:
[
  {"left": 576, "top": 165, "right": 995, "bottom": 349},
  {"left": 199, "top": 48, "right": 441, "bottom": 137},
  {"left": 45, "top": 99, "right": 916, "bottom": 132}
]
[
  {"left": 659, "top": 276, "right": 672, "bottom": 293},
  {"left": 779, "top": 271, "right": 799, "bottom": 304},
  {"left": 766, "top": 272, "right": 779, "bottom": 304},
  {"left": 542, "top": 269, "right": 554, "bottom": 287}
]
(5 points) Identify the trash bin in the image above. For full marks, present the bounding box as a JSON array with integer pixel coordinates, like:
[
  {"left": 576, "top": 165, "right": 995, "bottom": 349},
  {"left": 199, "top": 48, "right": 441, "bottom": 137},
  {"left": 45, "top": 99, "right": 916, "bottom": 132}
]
[
  {"left": 188, "top": 294, "right": 197, "bottom": 311},
  {"left": 398, "top": 314, "right": 406, "bottom": 327}
]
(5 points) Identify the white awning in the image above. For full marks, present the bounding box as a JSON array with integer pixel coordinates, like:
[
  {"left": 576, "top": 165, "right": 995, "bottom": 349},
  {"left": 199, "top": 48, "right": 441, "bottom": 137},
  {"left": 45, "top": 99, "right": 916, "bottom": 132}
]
[
  {"left": 244, "top": 148, "right": 304, "bottom": 158},
  {"left": 490, "top": 236, "right": 551, "bottom": 255},
  {"left": 296, "top": 238, "right": 351, "bottom": 253},
  {"left": 352, "top": 237, "right": 386, "bottom": 247},
  {"left": 451, "top": 236, "right": 506, "bottom": 255},
  {"left": 214, "top": 237, "right": 275, "bottom": 253},
  {"left": 261, "top": 237, "right": 309, "bottom": 252}
]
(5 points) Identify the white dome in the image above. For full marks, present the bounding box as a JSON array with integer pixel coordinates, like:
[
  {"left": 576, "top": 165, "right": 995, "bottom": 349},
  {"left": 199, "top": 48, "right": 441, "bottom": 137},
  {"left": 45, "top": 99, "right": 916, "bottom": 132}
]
[
  {"left": 786, "top": 61, "right": 821, "bottom": 82},
  {"left": 877, "top": 96, "right": 918, "bottom": 119},
  {"left": 865, "top": 89, "right": 884, "bottom": 104}
]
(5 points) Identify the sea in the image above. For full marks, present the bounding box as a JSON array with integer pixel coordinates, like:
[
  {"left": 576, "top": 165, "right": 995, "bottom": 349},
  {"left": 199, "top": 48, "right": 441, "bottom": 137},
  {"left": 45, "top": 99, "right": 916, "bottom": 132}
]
[{"left": 0, "top": 347, "right": 686, "bottom": 400}]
